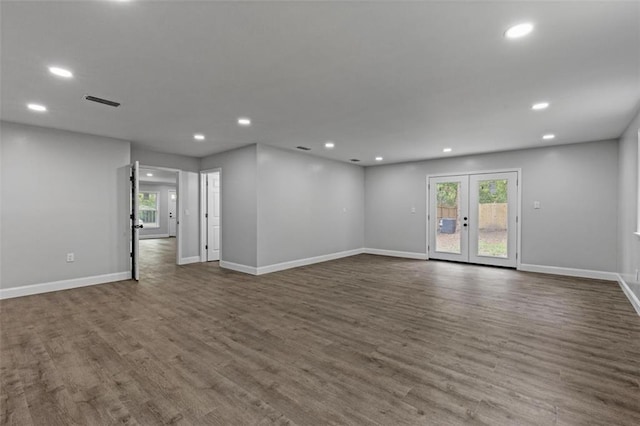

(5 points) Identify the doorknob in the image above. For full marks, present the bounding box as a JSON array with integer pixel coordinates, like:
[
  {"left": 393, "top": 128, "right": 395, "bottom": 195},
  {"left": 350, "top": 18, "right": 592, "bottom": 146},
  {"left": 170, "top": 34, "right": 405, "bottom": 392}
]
[{"left": 134, "top": 224, "right": 144, "bottom": 229}]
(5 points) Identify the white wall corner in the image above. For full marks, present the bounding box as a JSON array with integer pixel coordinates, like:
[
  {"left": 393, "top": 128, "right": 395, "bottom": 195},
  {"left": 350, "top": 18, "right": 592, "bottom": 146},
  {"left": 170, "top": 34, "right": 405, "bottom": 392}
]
[
  {"left": 518, "top": 264, "right": 618, "bottom": 281},
  {"left": 616, "top": 274, "right": 640, "bottom": 316},
  {"left": 0, "top": 271, "right": 132, "bottom": 300},
  {"left": 219, "top": 261, "right": 259, "bottom": 275},
  {"left": 178, "top": 256, "right": 201, "bottom": 266},
  {"left": 363, "top": 248, "right": 428, "bottom": 260},
  {"left": 256, "top": 248, "right": 365, "bottom": 275}
]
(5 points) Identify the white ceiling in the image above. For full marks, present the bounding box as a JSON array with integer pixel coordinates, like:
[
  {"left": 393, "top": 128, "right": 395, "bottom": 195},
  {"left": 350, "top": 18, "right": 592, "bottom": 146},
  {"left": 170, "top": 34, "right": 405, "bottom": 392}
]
[
  {"left": 1, "top": 1, "right": 638, "bottom": 166},
  {"left": 139, "top": 167, "right": 177, "bottom": 184}
]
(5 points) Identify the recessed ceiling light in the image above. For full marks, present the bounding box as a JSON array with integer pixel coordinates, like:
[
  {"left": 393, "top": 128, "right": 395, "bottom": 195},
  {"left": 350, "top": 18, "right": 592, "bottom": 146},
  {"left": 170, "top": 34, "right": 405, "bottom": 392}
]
[
  {"left": 146, "top": 173, "right": 153, "bottom": 177},
  {"left": 193, "top": 134, "right": 205, "bottom": 141},
  {"left": 542, "top": 134, "right": 555, "bottom": 140},
  {"left": 27, "top": 103, "right": 47, "bottom": 112},
  {"left": 504, "top": 22, "right": 534, "bottom": 39},
  {"left": 375, "top": 156, "right": 383, "bottom": 161},
  {"left": 443, "top": 148, "right": 452, "bottom": 153},
  {"left": 324, "top": 141, "right": 335, "bottom": 149},
  {"left": 48, "top": 66, "right": 73, "bottom": 78},
  {"left": 531, "top": 102, "right": 549, "bottom": 110},
  {"left": 237, "top": 117, "right": 251, "bottom": 126}
]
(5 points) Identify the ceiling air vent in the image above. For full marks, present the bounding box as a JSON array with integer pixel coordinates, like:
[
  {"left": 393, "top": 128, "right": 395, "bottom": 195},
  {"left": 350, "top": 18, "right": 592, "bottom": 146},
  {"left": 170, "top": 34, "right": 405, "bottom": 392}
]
[
  {"left": 85, "top": 95, "right": 120, "bottom": 107},
  {"left": 296, "top": 146, "right": 311, "bottom": 151},
  {"left": 350, "top": 159, "right": 360, "bottom": 162}
]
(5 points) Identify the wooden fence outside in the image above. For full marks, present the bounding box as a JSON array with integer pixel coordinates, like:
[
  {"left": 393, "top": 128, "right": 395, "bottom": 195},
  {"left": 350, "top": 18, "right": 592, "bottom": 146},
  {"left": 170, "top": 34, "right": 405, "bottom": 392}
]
[
  {"left": 478, "top": 203, "right": 507, "bottom": 230},
  {"left": 436, "top": 203, "right": 507, "bottom": 230}
]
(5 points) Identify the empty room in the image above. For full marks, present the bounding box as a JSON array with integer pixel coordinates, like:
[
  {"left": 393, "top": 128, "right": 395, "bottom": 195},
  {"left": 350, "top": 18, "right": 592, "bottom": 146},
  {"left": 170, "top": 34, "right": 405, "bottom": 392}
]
[{"left": 1, "top": 1, "right": 639, "bottom": 425}]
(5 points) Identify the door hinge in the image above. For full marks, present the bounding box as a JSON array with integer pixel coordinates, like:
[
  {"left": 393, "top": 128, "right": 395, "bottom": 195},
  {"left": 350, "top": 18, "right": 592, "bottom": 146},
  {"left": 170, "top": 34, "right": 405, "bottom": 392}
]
[
  {"left": 130, "top": 214, "right": 133, "bottom": 220},
  {"left": 130, "top": 252, "right": 133, "bottom": 258},
  {"left": 205, "top": 213, "right": 208, "bottom": 218},
  {"left": 205, "top": 245, "right": 208, "bottom": 250},
  {"left": 516, "top": 252, "right": 518, "bottom": 259},
  {"left": 516, "top": 216, "right": 518, "bottom": 223},
  {"left": 130, "top": 175, "right": 134, "bottom": 182}
]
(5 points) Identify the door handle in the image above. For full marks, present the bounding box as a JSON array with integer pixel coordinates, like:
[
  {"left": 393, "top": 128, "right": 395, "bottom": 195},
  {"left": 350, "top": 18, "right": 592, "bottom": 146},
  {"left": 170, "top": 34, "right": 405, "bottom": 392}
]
[{"left": 134, "top": 224, "right": 144, "bottom": 229}]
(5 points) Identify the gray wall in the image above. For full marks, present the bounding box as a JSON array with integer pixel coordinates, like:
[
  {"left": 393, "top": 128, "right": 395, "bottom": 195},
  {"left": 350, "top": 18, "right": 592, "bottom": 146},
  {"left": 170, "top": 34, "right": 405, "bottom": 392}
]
[
  {"left": 0, "top": 121, "right": 131, "bottom": 289},
  {"left": 201, "top": 145, "right": 257, "bottom": 267},
  {"left": 139, "top": 183, "right": 176, "bottom": 237},
  {"left": 617, "top": 109, "right": 639, "bottom": 287},
  {"left": 256, "top": 145, "right": 364, "bottom": 267},
  {"left": 365, "top": 140, "right": 619, "bottom": 272},
  {"left": 131, "top": 146, "right": 200, "bottom": 173}
]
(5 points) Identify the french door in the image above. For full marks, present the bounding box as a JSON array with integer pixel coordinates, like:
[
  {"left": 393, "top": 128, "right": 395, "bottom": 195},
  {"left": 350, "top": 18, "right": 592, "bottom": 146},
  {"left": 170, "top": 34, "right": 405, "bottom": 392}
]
[{"left": 428, "top": 171, "right": 518, "bottom": 267}]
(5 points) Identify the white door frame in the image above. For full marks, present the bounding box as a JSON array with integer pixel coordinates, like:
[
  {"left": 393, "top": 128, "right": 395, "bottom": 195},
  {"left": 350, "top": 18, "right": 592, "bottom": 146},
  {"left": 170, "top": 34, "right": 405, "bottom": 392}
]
[
  {"left": 200, "top": 168, "right": 222, "bottom": 262},
  {"left": 139, "top": 164, "right": 182, "bottom": 265},
  {"left": 168, "top": 189, "right": 177, "bottom": 237},
  {"left": 426, "top": 168, "right": 522, "bottom": 269}
]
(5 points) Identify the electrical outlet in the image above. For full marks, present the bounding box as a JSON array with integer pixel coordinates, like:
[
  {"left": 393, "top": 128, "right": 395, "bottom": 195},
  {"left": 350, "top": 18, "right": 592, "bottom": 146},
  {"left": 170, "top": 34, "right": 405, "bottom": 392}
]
[{"left": 66, "top": 253, "right": 74, "bottom": 263}]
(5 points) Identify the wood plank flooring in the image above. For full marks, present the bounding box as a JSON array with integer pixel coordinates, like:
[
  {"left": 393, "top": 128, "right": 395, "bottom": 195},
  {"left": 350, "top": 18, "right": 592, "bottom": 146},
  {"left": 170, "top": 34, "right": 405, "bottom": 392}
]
[{"left": 1, "top": 238, "right": 639, "bottom": 425}]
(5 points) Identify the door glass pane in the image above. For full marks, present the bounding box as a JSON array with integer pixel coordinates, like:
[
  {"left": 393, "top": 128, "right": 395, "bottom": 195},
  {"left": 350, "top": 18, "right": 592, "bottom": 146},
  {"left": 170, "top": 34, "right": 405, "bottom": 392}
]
[
  {"left": 477, "top": 179, "right": 508, "bottom": 258},
  {"left": 436, "top": 182, "right": 461, "bottom": 254}
]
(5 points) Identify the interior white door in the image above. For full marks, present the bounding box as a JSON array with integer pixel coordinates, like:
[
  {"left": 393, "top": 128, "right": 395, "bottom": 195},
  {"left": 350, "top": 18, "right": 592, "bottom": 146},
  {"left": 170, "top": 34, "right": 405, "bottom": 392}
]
[
  {"left": 131, "top": 160, "right": 141, "bottom": 280},
  {"left": 206, "top": 172, "right": 220, "bottom": 261},
  {"left": 429, "top": 171, "right": 518, "bottom": 267},
  {"left": 428, "top": 175, "right": 469, "bottom": 262},
  {"left": 468, "top": 172, "right": 518, "bottom": 267},
  {"left": 168, "top": 189, "right": 177, "bottom": 237}
]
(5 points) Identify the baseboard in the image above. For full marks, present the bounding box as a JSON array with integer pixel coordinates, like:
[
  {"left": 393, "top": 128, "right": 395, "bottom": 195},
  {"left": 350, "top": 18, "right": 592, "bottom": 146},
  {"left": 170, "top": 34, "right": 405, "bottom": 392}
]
[
  {"left": 140, "top": 234, "right": 170, "bottom": 240},
  {"left": 0, "top": 271, "right": 132, "bottom": 300},
  {"left": 518, "top": 264, "right": 617, "bottom": 281},
  {"left": 178, "top": 256, "right": 201, "bottom": 265},
  {"left": 616, "top": 274, "right": 640, "bottom": 316},
  {"left": 363, "top": 248, "right": 428, "bottom": 260},
  {"left": 256, "top": 248, "right": 365, "bottom": 275},
  {"left": 220, "top": 261, "right": 258, "bottom": 275}
]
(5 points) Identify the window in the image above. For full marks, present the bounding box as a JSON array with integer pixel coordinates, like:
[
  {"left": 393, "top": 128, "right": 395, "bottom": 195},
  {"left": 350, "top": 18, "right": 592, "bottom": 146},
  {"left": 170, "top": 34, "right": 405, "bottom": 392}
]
[{"left": 139, "top": 191, "right": 159, "bottom": 228}]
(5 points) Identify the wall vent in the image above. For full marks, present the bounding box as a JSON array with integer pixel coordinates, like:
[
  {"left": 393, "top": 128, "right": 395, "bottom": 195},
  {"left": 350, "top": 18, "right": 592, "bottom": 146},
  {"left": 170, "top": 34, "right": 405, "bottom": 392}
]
[
  {"left": 296, "top": 146, "right": 311, "bottom": 151},
  {"left": 85, "top": 95, "right": 120, "bottom": 107}
]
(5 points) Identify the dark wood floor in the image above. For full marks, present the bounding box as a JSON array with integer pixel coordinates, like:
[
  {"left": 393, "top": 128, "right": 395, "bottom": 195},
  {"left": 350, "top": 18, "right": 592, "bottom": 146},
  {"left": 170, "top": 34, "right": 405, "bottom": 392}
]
[{"left": 1, "top": 238, "right": 639, "bottom": 425}]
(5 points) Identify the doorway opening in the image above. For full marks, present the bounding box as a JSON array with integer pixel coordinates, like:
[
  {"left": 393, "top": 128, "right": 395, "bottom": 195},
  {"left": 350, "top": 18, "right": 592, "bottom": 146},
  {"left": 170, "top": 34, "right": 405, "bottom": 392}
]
[
  {"left": 200, "top": 169, "right": 221, "bottom": 262},
  {"left": 130, "top": 163, "right": 181, "bottom": 280},
  {"left": 427, "top": 170, "right": 520, "bottom": 268}
]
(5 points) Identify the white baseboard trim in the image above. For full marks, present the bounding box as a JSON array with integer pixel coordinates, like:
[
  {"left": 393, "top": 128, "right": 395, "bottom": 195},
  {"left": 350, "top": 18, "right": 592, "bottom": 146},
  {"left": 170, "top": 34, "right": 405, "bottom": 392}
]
[
  {"left": 178, "top": 256, "right": 201, "bottom": 265},
  {"left": 363, "top": 248, "right": 428, "bottom": 260},
  {"left": 220, "top": 261, "right": 258, "bottom": 275},
  {"left": 140, "top": 233, "right": 170, "bottom": 240},
  {"left": 518, "top": 264, "right": 617, "bottom": 281},
  {"left": 0, "top": 271, "right": 132, "bottom": 300},
  {"left": 256, "top": 248, "right": 365, "bottom": 275},
  {"left": 616, "top": 274, "right": 640, "bottom": 316}
]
